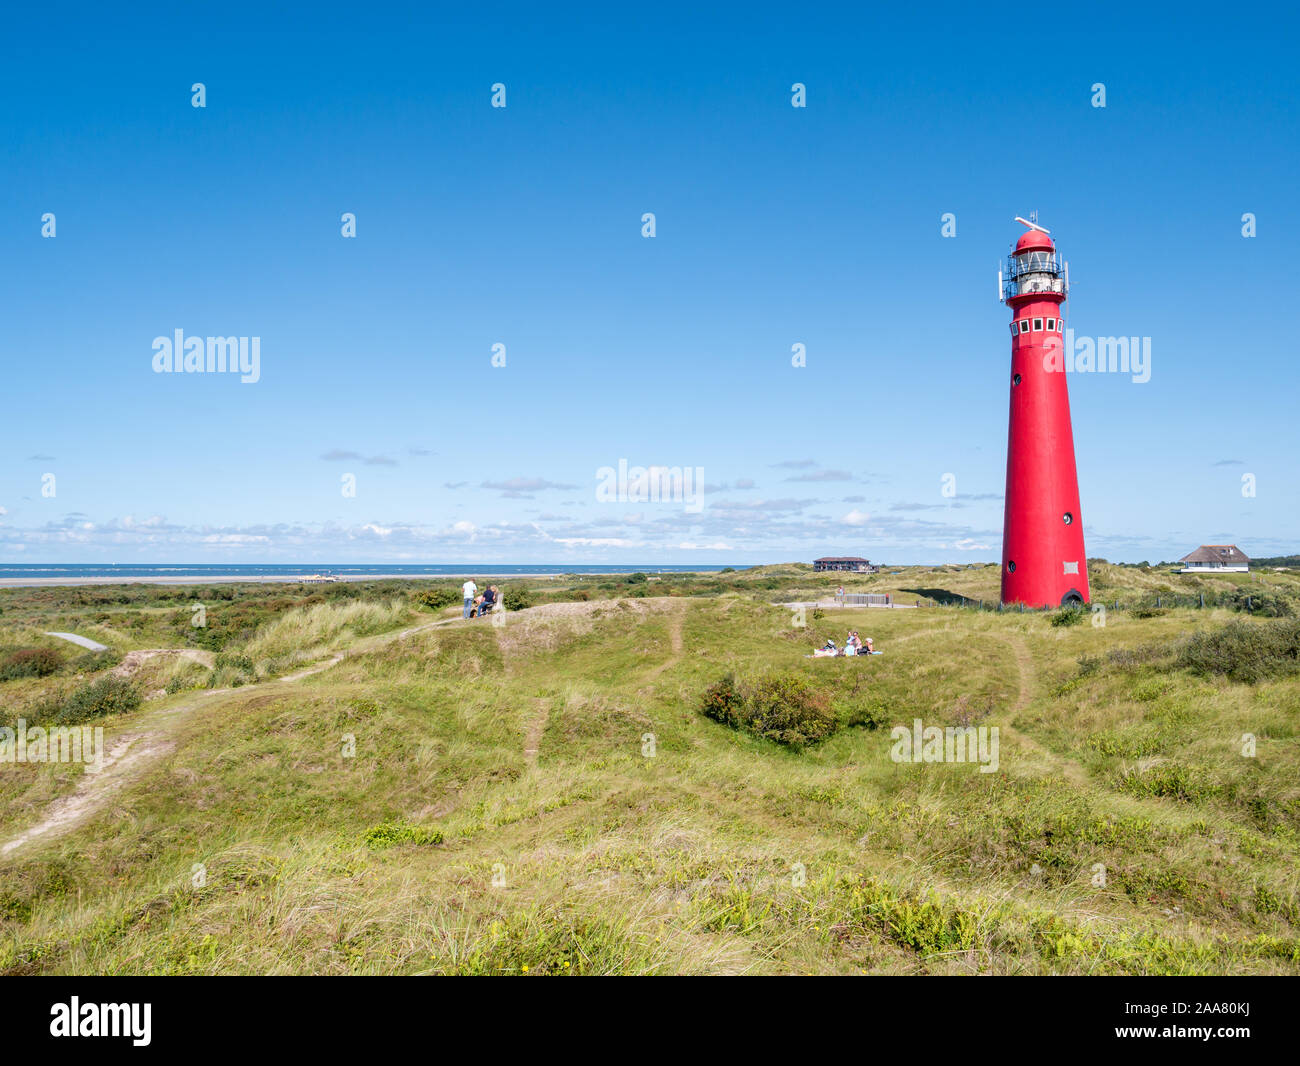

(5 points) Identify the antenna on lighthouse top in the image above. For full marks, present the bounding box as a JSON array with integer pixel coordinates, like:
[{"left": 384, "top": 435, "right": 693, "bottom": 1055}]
[
  {"left": 1008, "top": 215, "right": 1050, "bottom": 233},
  {"left": 1014, "top": 215, "right": 1051, "bottom": 234}
]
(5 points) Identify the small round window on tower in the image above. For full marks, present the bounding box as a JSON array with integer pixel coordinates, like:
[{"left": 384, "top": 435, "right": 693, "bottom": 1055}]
[
  {"left": 1007, "top": 560, "right": 1016, "bottom": 573},
  {"left": 1013, "top": 373, "right": 1022, "bottom": 386},
  {"left": 1063, "top": 512, "right": 1074, "bottom": 525}
]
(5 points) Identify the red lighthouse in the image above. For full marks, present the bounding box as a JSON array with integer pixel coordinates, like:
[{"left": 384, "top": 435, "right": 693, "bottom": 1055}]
[{"left": 998, "top": 217, "right": 1089, "bottom": 608}]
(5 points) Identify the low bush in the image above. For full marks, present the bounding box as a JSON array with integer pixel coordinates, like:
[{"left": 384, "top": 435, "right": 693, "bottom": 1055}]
[
  {"left": 700, "top": 671, "right": 836, "bottom": 748},
  {"left": 1130, "top": 605, "right": 1168, "bottom": 619},
  {"left": 48, "top": 676, "right": 141, "bottom": 724},
  {"left": 1225, "top": 585, "right": 1297, "bottom": 618},
  {"left": 1175, "top": 617, "right": 1300, "bottom": 684},
  {"left": 414, "top": 587, "right": 460, "bottom": 611},
  {"left": 0, "top": 646, "right": 64, "bottom": 680},
  {"left": 700, "top": 674, "right": 744, "bottom": 729},
  {"left": 835, "top": 696, "right": 889, "bottom": 730},
  {"left": 1050, "top": 607, "right": 1085, "bottom": 627},
  {"left": 502, "top": 587, "right": 534, "bottom": 612}
]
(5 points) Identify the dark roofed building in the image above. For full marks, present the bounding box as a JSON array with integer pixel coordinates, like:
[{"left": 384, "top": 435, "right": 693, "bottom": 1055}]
[
  {"left": 814, "top": 556, "right": 874, "bottom": 573},
  {"left": 1179, "top": 544, "right": 1250, "bottom": 573}
]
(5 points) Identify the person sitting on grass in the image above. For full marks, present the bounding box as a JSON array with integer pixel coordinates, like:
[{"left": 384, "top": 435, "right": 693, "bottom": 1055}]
[
  {"left": 479, "top": 585, "right": 497, "bottom": 615},
  {"left": 846, "top": 631, "right": 862, "bottom": 655}
]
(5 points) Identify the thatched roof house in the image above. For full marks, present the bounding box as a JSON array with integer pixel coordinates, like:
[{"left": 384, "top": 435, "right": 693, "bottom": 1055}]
[{"left": 1179, "top": 545, "right": 1249, "bottom": 573}]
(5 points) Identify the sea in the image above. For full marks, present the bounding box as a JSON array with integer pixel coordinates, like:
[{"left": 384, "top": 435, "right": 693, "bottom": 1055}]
[{"left": 0, "top": 564, "right": 749, "bottom": 587}]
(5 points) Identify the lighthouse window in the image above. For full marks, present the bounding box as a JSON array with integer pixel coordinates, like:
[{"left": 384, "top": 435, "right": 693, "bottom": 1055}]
[
  {"left": 1019, "top": 320, "right": 1030, "bottom": 334},
  {"left": 1063, "top": 512, "right": 1074, "bottom": 525},
  {"left": 1013, "top": 373, "right": 1022, "bottom": 386},
  {"left": 1032, "top": 318, "right": 1043, "bottom": 331},
  {"left": 1007, "top": 560, "right": 1016, "bottom": 573},
  {"left": 1046, "top": 318, "right": 1056, "bottom": 331}
]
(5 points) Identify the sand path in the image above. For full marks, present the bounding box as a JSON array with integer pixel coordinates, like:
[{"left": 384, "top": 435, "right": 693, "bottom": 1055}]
[
  {"left": 0, "top": 613, "right": 467, "bottom": 857},
  {"left": 44, "top": 632, "right": 108, "bottom": 652},
  {"left": 996, "top": 631, "right": 1088, "bottom": 786}
]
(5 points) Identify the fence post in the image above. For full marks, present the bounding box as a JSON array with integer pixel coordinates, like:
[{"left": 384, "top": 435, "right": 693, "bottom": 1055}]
[
  {"left": 1247, "top": 596, "right": 1253, "bottom": 611},
  {"left": 1156, "top": 597, "right": 1161, "bottom": 608},
  {"left": 1199, "top": 593, "right": 1204, "bottom": 608}
]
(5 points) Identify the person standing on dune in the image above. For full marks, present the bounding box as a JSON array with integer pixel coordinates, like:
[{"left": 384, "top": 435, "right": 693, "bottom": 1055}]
[{"left": 462, "top": 577, "right": 477, "bottom": 619}]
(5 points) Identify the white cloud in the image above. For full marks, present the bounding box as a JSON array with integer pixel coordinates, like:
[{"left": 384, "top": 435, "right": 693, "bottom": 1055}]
[{"left": 842, "top": 509, "right": 871, "bottom": 526}]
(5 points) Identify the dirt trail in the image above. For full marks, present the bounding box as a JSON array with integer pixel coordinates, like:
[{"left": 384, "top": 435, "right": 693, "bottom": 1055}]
[
  {"left": 0, "top": 732, "right": 173, "bottom": 857},
  {"left": 997, "top": 632, "right": 1088, "bottom": 787},
  {"left": 0, "top": 613, "right": 467, "bottom": 857},
  {"left": 524, "top": 698, "right": 550, "bottom": 765},
  {"left": 111, "top": 648, "right": 215, "bottom": 678},
  {"left": 638, "top": 606, "right": 687, "bottom": 687}
]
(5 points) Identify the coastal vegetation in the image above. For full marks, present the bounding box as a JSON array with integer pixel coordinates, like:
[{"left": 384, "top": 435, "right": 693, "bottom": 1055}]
[{"left": 1, "top": 562, "right": 1299, "bottom": 974}]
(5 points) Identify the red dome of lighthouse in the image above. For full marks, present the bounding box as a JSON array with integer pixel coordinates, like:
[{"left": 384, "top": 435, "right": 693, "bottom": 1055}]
[{"left": 1015, "top": 229, "right": 1054, "bottom": 253}]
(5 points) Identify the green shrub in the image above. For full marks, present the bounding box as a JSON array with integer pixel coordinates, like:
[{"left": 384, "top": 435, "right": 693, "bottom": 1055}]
[
  {"left": 214, "top": 652, "right": 255, "bottom": 673},
  {"left": 1131, "top": 605, "right": 1168, "bottom": 619},
  {"left": 836, "top": 697, "right": 888, "bottom": 730},
  {"left": 1050, "top": 606, "right": 1085, "bottom": 627},
  {"left": 700, "top": 671, "right": 836, "bottom": 748},
  {"left": 625, "top": 572, "right": 648, "bottom": 584},
  {"left": 502, "top": 587, "right": 534, "bottom": 612},
  {"left": 50, "top": 675, "right": 141, "bottom": 724},
  {"left": 1175, "top": 618, "right": 1300, "bottom": 683},
  {"left": 414, "top": 587, "right": 459, "bottom": 610},
  {"left": 700, "top": 674, "right": 744, "bottom": 729},
  {"left": 0, "top": 646, "right": 64, "bottom": 680},
  {"left": 1225, "top": 586, "right": 1297, "bottom": 618}
]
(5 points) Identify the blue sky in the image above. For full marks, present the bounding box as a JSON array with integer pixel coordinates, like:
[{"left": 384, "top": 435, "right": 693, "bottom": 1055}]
[{"left": 2, "top": 2, "right": 1297, "bottom": 565}]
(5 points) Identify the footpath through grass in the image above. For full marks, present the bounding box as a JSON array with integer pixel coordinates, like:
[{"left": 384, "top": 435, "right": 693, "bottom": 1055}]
[{"left": 1, "top": 571, "right": 1298, "bottom": 974}]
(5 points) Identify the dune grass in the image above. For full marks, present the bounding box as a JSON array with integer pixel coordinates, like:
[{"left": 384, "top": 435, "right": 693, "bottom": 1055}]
[{"left": 1, "top": 569, "right": 1299, "bottom": 974}]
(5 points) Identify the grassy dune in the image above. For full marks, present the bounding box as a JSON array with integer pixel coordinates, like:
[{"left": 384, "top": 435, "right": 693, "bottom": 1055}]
[{"left": 1, "top": 566, "right": 1299, "bottom": 974}]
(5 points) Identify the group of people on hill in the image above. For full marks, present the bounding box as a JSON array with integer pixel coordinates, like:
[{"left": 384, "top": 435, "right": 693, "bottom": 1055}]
[
  {"left": 813, "top": 630, "right": 875, "bottom": 657},
  {"left": 461, "top": 578, "right": 499, "bottom": 618}
]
